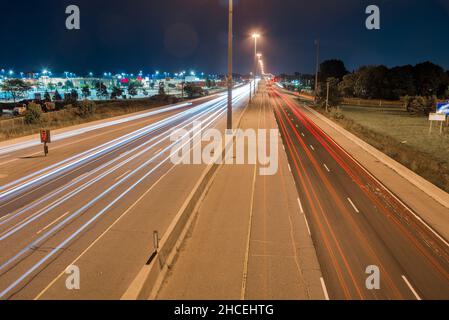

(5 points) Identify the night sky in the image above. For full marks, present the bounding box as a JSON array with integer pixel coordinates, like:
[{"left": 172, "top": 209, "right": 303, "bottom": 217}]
[{"left": 1, "top": 0, "right": 449, "bottom": 75}]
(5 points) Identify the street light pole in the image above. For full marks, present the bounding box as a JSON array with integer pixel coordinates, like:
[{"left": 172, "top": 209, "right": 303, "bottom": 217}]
[
  {"left": 314, "top": 39, "right": 320, "bottom": 102},
  {"left": 227, "top": 0, "right": 233, "bottom": 130},
  {"left": 252, "top": 34, "right": 259, "bottom": 96}
]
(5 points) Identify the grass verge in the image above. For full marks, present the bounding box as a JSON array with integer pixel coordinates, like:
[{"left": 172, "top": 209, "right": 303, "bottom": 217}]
[{"left": 316, "top": 104, "right": 449, "bottom": 193}]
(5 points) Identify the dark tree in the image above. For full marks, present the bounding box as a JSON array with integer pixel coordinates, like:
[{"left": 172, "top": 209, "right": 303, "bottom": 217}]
[
  {"left": 319, "top": 59, "right": 348, "bottom": 82},
  {"left": 82, "top": 85, "right": 91, "bottom": 99},
  {"left": 44, "top": 91, "right": 52, "bottom": 102},
  {"left": 128, "top": 82, "right": 138, "bottom": 97},
  {"left": 64, "top": 80, "right": 74, "bottom": 92},
  {"left": 338, "top": 73, "right": 358, "bottom": 97},
  {"left": 158, "top": 82, "right": 165, "bottom": 95},
  {"left": 111, "top": 86, "right": 123, "bottom": 99},
  {"left": 414, "top": 62, "right": 449, "bottom": 97},
  {"left": 385, "top": 65, "right": 416, "bottom": 99},
  {"left": 95, "top": 82, "right": 109, "bottom": 99},
  {"left": 353, "top": 65, "right": 388, "bottom": 99},
  {"left": 53, "top": 89, "right": 62, "bottom": 101}
]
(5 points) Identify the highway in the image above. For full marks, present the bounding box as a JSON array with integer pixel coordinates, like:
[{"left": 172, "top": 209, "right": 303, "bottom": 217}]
[
  {"left": 0, "top": 80, "right": 448, "bottom": 300},
  {"left": 0, "top": 85, "right": 251, "bottom": 299},
  {"left": 270, "top": 87, "right": 449, "bottom": 300}
]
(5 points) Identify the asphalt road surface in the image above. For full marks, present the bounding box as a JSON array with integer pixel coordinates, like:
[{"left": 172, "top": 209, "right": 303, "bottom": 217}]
[
  {"left": 269, "top": 86, "right": 449, "bottom": 300},
  {"left": 0, "top": 85, "right": 251, "bottom": 299}
]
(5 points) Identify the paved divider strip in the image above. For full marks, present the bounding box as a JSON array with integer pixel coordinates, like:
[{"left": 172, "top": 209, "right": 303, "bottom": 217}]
[{"left": 121, "top": 101, "right": 251, "bottom": 300}]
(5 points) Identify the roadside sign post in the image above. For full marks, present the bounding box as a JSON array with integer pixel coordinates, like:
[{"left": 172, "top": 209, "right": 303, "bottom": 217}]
[
  {"left": 429, "top": 101, "right": 449, "bottom": 135},
  {"left": 40, "top": 129, "right": 51, "bottom": 156},
  {"left": 428, "top": 113, "right": 446, "bottom": 135}
]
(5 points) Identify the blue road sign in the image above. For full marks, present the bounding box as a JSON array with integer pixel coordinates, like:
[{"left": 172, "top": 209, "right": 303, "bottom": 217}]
[{"left": 437, "top": 101, "right": 449, "bottom": 115}]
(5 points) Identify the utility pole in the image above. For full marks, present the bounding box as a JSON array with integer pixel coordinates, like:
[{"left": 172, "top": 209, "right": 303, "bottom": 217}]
[
  {"left": 326, "top": 80, "right": 330, "bottom": 112},
  {"left": 227, "top": 0, "right": 233, "bottom": 130},
  {"left": 314, "top": 39, "right": 320, "bottom": 103}
]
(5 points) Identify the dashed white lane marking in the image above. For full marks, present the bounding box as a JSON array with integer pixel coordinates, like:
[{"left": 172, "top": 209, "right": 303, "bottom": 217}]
[
  {"left": 323, "top": 164, "right": 331, "bottom": 172},
  {"left": 297, "top": 197, "right": 304, "bottom": 213},
  {"left": 402, "top": 275, "right": 422, "bottom": 300},
  {"left": 115, "top": 170, "right": 131, "bottom": 182},
  {"left": 310, "top": 145, "right": 315, "bottom": 151},
  {"left": 287, "top": 164, "right": 292, "bottom": 172},
  {"left": 301, "top": 132, "right": 305, "bottom": 137},
  {"left": 303, "top": 215, "right": 311, "bottom": 236},
  {"left": 347, "top": 197, "right": 360, "bottom": 213},
  {"left": 320, "top": 277, "right": 330, "bottom": 300},
  {"left": 36, "top": 211, "right": 71, "bottom": 235}
]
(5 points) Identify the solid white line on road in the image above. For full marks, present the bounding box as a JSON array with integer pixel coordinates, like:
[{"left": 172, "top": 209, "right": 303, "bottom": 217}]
[
  {"left": 115, "top": 170, "right": 131, "bottom": 182},
  {"left": 303, "top": 215, "right": 311, "bottom": 236},
  {"left": 288, "top": 164, "right": 292, "bottom": 173},
  {"left": 310, "top": 145, "right": 315, "bottom": 151},
  {"left": 323, "top": 164, "right": 331, "bottom": 172},
  {"left": 36, "top": 211, "right": 71, "bottom": 235},
  {"left": 320, "top": 277, "right": 330, "bottom": 300},
  {"left": 402, "top": 275, "right": 422, "bottom": 300},
  {"left": 0, "top": 159, "right": 17, "bottom": 167},
  {"left": 297, "top": 197, "right": 304, "bottom": 214},
  {"left": 241, "top": 105, "right": 262, "bottom": 300},
  {"left": 0, "top": 214, "right": 11, "bottom": 223},
  {"left": 347, "top": 197, "right": 360, "bottom": 213}
]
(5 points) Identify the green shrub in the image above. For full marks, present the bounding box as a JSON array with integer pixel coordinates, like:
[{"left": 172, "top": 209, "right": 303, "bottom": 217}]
[
  {"left": 24, "top": 103, "right": 42, "bottom": 124},
  {"left": 329, "top": 107, "right": 345, "bottom": 120},
  {"left": 405, "top": 96, "right": 436, "bottom": 116},
  {"left": 75, "top": 100, "right": 96, "bottom": 118}
]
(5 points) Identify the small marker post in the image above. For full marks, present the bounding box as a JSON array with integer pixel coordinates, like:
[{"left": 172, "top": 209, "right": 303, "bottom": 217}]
[{"left": 40, "top": 129, "right": 51, "bottom": 156}]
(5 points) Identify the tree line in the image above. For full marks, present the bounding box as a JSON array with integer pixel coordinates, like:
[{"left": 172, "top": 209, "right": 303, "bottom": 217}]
[{"left": 318, "top": 59, "right": 449, "bottom": 100}]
